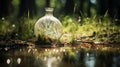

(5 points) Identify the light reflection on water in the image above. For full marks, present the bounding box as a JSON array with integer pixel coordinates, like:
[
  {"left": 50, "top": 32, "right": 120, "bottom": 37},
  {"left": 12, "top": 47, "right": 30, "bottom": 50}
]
[
  {"left": 0, "top": 47, "right": 120, "bottom": 67},
  {"left": 47, "top": 57, "right": 56, "bottom": 67},
  {"left": 17, "top": 58, "right": 21, "bottom": 64}
]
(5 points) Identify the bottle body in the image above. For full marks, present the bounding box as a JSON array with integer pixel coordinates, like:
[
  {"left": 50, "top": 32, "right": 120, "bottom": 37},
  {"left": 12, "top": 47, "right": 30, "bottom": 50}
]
[{"left": 34, "top": 8, "right": 62, "bottom": 41}]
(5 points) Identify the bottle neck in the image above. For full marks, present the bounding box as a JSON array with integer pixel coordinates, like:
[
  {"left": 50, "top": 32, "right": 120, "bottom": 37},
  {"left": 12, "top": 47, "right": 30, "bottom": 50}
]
[
  {"left": 45, "top": 8, "right": 53, "bottom": 16},
  {"left": 45, "top": 11, "right": 53, "bottom": 16}
]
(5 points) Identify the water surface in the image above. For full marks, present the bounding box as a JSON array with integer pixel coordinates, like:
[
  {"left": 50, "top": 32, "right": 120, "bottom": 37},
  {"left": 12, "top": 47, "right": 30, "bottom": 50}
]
[{"left": 0, "top": 46, "right": 120, "bottom": 67}]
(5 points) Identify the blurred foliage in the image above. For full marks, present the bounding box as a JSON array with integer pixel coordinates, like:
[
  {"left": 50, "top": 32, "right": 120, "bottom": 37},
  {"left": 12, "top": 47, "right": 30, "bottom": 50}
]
[{"left": 0, "top": 18, "right": 15, "bottom": 35}]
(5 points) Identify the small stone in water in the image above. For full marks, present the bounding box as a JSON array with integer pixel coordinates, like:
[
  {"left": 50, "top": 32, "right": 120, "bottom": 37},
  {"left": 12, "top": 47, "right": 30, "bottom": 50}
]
[
  {"left": 6, "top": 59, "right": 11, "bottom": 64},
  {"left": 17, "top": 58, "right": 21, "bottom": 64}
]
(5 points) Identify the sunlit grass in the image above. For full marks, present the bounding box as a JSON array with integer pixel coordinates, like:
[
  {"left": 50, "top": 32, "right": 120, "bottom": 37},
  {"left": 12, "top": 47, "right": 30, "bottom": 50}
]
[
  {"left": 17, "top": 17, "right": 36, "bottom": 40},
  {"left": 61, "top": 14, "right": 120, "bottom": 44}
]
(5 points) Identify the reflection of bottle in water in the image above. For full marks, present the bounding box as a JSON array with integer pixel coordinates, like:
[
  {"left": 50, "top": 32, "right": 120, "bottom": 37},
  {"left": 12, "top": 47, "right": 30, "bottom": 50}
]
[
  {"left": 85, "top": 53, "right": 96, "bottom": 67},
  {"left": 34, "top": 8, "right": 62, "bottom": 41}
]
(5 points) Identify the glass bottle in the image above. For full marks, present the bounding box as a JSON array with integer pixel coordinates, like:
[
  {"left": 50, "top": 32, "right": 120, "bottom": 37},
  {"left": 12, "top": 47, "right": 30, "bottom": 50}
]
[{"left": 34, "top": 8, "right": 62, "bottom": 41}]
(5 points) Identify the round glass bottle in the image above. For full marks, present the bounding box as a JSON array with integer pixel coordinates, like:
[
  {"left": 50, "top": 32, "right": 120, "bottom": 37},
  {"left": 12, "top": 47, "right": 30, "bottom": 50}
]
[{"left": 34, "top": 8, "right": 62, "bottom": 41}]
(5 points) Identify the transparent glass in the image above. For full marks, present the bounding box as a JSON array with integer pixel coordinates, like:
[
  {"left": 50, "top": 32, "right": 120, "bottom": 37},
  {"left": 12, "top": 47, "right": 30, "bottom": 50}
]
[{"left": 34, "top": 8, "right": 62, "bottom": 40}]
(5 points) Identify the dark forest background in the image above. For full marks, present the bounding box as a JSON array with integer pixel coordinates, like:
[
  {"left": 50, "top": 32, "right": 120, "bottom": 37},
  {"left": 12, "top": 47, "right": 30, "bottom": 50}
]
[{"left": 0, "top": 0, "right": 120, "bottom": 21}]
